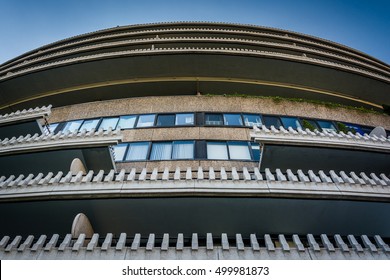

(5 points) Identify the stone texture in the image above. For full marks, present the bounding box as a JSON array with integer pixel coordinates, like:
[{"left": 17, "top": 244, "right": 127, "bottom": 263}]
[{"left": 50, "top": 96, "right": 390, "bottom": 129}]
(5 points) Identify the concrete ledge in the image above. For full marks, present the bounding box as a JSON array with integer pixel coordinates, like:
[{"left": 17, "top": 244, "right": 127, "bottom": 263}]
[
  {"left": 0, "top": 232, "right": 389, "bottom": 260},
  {"left": 0, "top": 166, "right": 389, "bottom": 202}
]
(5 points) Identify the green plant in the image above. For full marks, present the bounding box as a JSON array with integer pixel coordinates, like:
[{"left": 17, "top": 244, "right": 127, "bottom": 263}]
[{"left": 302, "top": 119, "right": 317, "bottom": 131}]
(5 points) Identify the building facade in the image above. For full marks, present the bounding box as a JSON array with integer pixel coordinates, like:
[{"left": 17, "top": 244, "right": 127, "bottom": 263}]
[{"left": 0, "top": 22, "right": 389, "bottom": 260}]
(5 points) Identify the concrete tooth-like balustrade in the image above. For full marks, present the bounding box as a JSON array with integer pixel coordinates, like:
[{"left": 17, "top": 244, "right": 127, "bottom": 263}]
[
  {"left": 0, "top": 232, "right": 389, "bottom": 260},
  {"left": 0, "top": 105, "right": 52, "bottom": 125},
  {"left": 251, "top": 125, "right": 390, "bottom": 152},
  {"left": 0, "top": 167, "right": 389, "bottom": 201}
]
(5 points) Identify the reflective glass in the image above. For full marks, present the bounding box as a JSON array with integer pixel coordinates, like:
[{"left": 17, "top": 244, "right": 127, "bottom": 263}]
[
  {"left": 250, "top": 142, "right": 260, "bottom": 161},
  {"left": 48, "top": 123, "right": 59, "bottom": 133},
  {"left": 99, "top": 117, "right": 119, "bottom": 130},
  {"left": 317, "top": 120, "right": 337, "bottom": 132},
  {"left": 80, "top": 119, "right": 100, "bottom": 131},
  {"left": 136, "top": 114, "right": 156, "bottom": 127},
  {"left": 205, "top": 114, "right": 223, "bottom": 125},
  {"left": 280, "top": 117, "right": 302, "bottom": 130},
  {"left": 150, "top": 142, "right": 172, "bottom": 160},
  {"left": 223, "top": 114, "right": 243, "bottom": 126},
  {"left": 125, "top": 142, "right": 149, "bottom": 160},
  {"left": 156, "top": 114, "right": 175, "bottom": 127},
  {"left": 175, "top": 113, "right": 194, "bottom": 125},
  {"left": 207, "top": 142, "right": 228, "bottom": 159},
  {"left": 117, "top": 115, "right": 137, "bottom": 129},
  {"left": 301, "top": 119, "right": 320, "bottom": 131},
  {"left": 228, "top": 142, "right": 251, "bottom": 160},
  {"left": 172, "top": 141, "right": 194, "bottom": 159},
  {"left": 243, "top": 114, "right": 262, "bottom": 127},
  {"left": 263, "top": 116, "right": 282, "bottom": 128},
  {"left": 112, "top": 144, "right": 127, "bottom": 161},
  {"left": 63, "top": 120, "right": 83, "bottom": 132}
]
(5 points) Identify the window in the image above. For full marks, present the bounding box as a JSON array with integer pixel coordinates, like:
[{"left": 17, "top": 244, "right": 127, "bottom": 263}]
[
  {"left": 207, "top": 142, "right": 228, "bottom": 159},
  {"left": 99, "top": 117, "right": 119, "bottom": 130},
  {"left": 112, "top": 144, "right": 127, "bottom": 161},
  {"left": 223, "top": 114, "right": 243, "bottom": 126},
  {"left": 175, "top": 113, "right": 194, "bottom": 125},
  {"left": 317, "top": 120, "right": 337, "bottom": 133},
  {"left": 250, "top": 142, "right": 261, "bottom": 161},
  {"left": 136, "top": 114, "right": 155, "bottom": 127},
  {"left": 205, "top": 113, "right": 223, "bottom": 125},
  {"left": 48, "top": 123, "right": 59, "bottom": 133},
  {"left": 228, "top": 142, "right": 251, "bottom": 160},
  {"left": 280, "top": 117, "right": 302, "bottom": 130},
  {"left": 172, "top": 141, "right": 194, "bottom": 159},
  {"left": 80, "top": 119, "right": 100, "bottom": 131},
  {"left": 243, "top": 114, "right": 262, "bottom": 127},
  {"left": 156, "top": 114, "right": 175, "bottom": 127},
  {"left": 301, "top": 119, "right": 320, "bottom": 131},
  {"left": 125, "top": 142, "right": 149, "bottom": 160},
  {"left": 263, "top": 116, "right": 282, "bottom": 128},
  {"left": 150, "top": 142, "right": 172, "bottom": 160},
  {"left": 117, "top": 115, "right": 137, "bottom": 129},
  {"left": 63, "top": 120, "right": 83, "bottom": 132}
]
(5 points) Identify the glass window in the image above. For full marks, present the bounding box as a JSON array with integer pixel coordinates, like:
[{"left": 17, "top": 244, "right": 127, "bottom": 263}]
[
  {"left": 48, "top": 123, "right": 59, "bottom": 133},
  {"left": 205, "top": 113, "right": 223, "bottom": 125},
  {"left": 172, "top": 141, "right": 194, "bottom": 159},
  {"left": 301, "top": 119, "right": 319, "bottom": 131},
  {"left": 280, "top": 117, "right": 302, "bottom": 130},
  {"left": 228, "top": 142, "right": 251, "bottom": 160},
  {"left": 250, "top": 142, "right": 261, "bottom": 161},
  {"left": 136, "top": 114, "right": 156, "bottom": 127},
  {"left": 175, "top": 113, "right": 194, "bottom": 126},
  {"left": 99, "top": 117, "right": 119, "bottom": 130},
  {"left": 243, "top": 114, "right": 262, "bottom": 127},
  {"left": 125, "top": 142, "right": 149, "bottom": 161},
  {"left": 223, "top": 114, "right": 243, "bottom": 126},
  {"left": 317, "top": 120, "right": 337, "bottom": 133},
  {"left": 63, "top": 120, "right": 83, "bottom": 132},
  {"left": 117, "top": 115, "right": 137, "bottom": 129},
  {"left": 112, "top": 144, "right": 127, "bottom": 162},
  {"left": 80, "top": 119, "right": 100, "bottom": 131},
  {"left": 156, "top": 114, "right": 175, "bottom": 127},
  {"left": 263, "top": 116, "right": 282, "bottom": 128},
  {"left": 150, "top": 142, "right": 172, "bottom": 160},
  {"left": 207, "top": 142, "right": 228, "bottom": 160}
]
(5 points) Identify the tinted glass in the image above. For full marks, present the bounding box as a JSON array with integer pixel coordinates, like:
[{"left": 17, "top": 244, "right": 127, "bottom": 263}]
[
  {"left": 317, "top": 120, "right": 337, "bottom": 132},
  {"left": 243, "top": 114, "right": 262, "bottom": 127},
  {"left": 80, "top": 119, "right": 100, "bottom": 131},
  {"left": 99, "top": 117, "right": 119, "bottom": 130},
  {"left": 280, "top": 117, "right": 302, "bottom": 129},
  {"left": 228, "top": 142, "right": 251, "bottom": 160},
  {"left": 136, "top": 114, "right": 156, "bottom": 127},
  {"left": 172, "top": 141, "right": 194, "bottom": 159},
  {"left": 175, "top": 113, "right": 194, "bottom": 125},
  {"left": 48, "top": 123, "right": 59, "bottom": 133},
  {"left": 223, "top": 114, "right": 243, "bottom": 126},
  {"left": 207, "top": 142, "right": 228, "bottom": 159},
  {"left": 117, "top": 115, "right": 137, "bottom": 129},
  {"left": 112, "top": 144, "right": 127, "bottom": 161},
  {"left": 205, "top": 114, "right": 223, "bottom": 125},
  {"left": 150, "top": 142, "right": 172, "bottom": 160},
  {"left": 63, "top": 120, "right": 83, "bottom": 132},
  {"left": 263, "top": 116, "right": 282, "bottom": 128},
  {"left": 125, "top": 142, "right": 149, "bottom": 160},
  {"left": 156, "top": 114, "right": 175, "bottom": 127},
  {"left": 301, "top": 119, "right": 319, "bottom": 131},
  {"left": 250, "top": 142, "right": 261, "bottom": 161}
]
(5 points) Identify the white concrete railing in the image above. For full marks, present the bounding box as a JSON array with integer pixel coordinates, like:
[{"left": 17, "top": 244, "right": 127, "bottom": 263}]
[
  {"left": 0, "top": 232, "right": 389, "bottom": 260},
  {"left": 0, "top": 128, "right": 122, "bottom": 155},
  {"left": 251, "top": 125, "right": 390, "bottom": 152},
  {"left": 0, "top": 167, "right": 389, "bottom": 201},
  {"left": 0, "top": 105, "right": 51, "bottom": 125}
]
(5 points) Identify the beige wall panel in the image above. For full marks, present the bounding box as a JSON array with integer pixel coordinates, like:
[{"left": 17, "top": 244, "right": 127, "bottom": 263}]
[
  {"left": 151, "top": 127, "right": 200, "bottom": 141},
  {"left": 199, "top": 127, "right": 249, "bottom": 140}
]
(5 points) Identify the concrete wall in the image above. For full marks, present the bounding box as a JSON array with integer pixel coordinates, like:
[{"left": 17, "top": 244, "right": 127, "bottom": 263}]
[{"left": 50, "top": 95, "right": 390, "bottom": 129}]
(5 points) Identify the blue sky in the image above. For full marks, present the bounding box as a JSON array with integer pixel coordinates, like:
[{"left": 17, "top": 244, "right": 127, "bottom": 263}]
[{"left": 1, "top": 0, "right": 389, "bottom": 64}]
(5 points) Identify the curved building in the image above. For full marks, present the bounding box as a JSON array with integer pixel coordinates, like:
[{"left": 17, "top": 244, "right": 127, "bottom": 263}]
[{"left": 0, "top": 22, "right": 389, "bottom": 260}]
